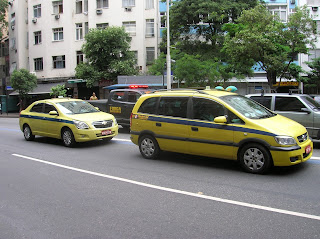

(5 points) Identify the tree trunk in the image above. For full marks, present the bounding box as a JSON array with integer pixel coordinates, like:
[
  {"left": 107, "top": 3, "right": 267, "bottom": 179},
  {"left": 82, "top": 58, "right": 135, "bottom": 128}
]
[{"left": 267, "top": 70, "right": 277, "bottom": 91}]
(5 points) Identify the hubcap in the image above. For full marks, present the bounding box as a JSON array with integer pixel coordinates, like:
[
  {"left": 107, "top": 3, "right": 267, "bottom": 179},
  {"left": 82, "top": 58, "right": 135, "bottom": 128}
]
[
  {"left": 243, "top": 148, "right": 265, "bottom": 171},
  {"left": 141, "top": 138, "right": 155, "bottom": 157},
  {"left": 24, "top": 127, "right": 31, "bottom": 139},
  {"left": 63, "top": 131, "right": 72, "bottom": 145}
]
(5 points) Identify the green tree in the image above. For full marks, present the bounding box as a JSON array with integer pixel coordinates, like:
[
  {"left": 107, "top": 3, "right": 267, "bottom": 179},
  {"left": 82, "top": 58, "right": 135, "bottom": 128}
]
[
  {"left": 304, "top": 57, "right": 320, "bottom": 92},
  {"left": 223, "top": 4, "right": 317, "bottom": 89},
  {"left": 10, "top": 69, "right": 37, "bottom": 111},
  {"left": 50, "top": 84, "right": 67, "bottom": 98},
  {"left": 75, "top": 27, "right": 138, "bottom": 87},
  {"left": 0, "top": 0, "right": 8, "bottom": 40}
]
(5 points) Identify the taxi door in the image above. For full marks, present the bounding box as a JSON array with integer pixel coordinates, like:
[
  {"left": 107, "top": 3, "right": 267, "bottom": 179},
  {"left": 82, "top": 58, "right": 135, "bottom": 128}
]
[
  {"left": 187, "top": 97, "right": 234, "bottom": 160},
  {"left": 27, "top": 103, "right": 45, "bottom": 134},
  {"left": 151, "top": 97, "right": 189, "bottom": 153},
  {"left": 42, "top": 103, "right": 61, "bottom": 138}
]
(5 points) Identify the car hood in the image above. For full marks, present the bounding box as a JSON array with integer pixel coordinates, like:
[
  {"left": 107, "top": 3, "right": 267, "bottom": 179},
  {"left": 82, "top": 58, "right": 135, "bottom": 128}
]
[
  {"left": 65, "top": 112, "right": 114, "bottom": 122},
  {"left": 250, "top": 114, "right": 307, "bottom": 137}
]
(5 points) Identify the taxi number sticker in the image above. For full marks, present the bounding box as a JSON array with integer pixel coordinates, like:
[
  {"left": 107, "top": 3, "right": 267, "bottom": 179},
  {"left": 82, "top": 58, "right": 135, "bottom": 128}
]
[
  {"left": 102, "top": 129, "right": 112, "bottom": 135},
  {"left": 134, "top": 114, "right": 149, "bottom": 120},
  {"left": 305, "top": 145, "right": 312, "bottom": 154},
  {"left": 110, "top": 106, "right": 121, "bottom": 114}
]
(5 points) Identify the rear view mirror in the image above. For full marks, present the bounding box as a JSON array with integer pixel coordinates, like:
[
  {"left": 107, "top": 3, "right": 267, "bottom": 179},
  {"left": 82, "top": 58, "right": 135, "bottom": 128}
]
[
  {"left": 301, "top": 108, "right": 311, "bottom": 114},
  {"left": 214, "top": 116, "right": 227, "bottom": 124},
  {"left": 49, "top": 110, "right": 59, "bottom": 116}
]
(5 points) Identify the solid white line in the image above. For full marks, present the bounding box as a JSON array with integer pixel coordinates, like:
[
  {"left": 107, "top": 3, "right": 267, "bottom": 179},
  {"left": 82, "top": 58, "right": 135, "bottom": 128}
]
[
  {"left": 12, "top": 153, "right": 320, "bottom": 221},
  {"left": 113, "top": 138, "right": 131, "bottom": 142},
  {"left": 312, "top": 156, "right": 320, "bottom": 161}
]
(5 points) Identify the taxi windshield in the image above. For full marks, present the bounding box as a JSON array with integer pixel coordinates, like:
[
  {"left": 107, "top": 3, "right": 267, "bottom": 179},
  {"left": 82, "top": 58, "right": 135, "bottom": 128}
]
[
  {"left": 221, "top": 95, "right": 276, "bottom": 119},
  {"left": 56, "top": 101, "right": 99, "bottom": 115}
]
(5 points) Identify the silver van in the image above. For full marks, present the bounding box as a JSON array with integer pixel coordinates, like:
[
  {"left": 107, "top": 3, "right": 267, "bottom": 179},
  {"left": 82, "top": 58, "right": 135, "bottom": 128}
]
[{"left": 246, "top": 93, "right": 320, "bottom": 140}]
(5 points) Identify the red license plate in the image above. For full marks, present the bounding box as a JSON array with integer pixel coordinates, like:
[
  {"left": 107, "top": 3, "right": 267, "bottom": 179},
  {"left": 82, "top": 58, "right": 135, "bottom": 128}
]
[
  {"left": 101, "top": 129, "right": 112, "bottom": 136},
  {"left": 305, "top": 145, "right": 312, "bottom": 154}
]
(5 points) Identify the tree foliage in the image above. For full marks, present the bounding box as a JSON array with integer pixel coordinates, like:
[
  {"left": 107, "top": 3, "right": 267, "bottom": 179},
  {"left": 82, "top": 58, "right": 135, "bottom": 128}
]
[
  {"left": 0, "top": 0, "right": 8, "bottom": 40},
  {"left": 304, "top": 57, "right": 320, "bottom": 89},
  {"left": 75, "top": 27, "right": 138, "bottom": 87},
  {"left": 50, "top": 84, "right": 67, "bottom": 98},
  {"left": 223, "top": 4, "right": 317, "bottom": 88}
]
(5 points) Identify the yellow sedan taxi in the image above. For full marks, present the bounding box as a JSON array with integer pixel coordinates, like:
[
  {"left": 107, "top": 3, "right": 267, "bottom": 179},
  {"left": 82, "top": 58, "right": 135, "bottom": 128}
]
[{"left": 19, "top": 98, "right": 118, "bottom": 147}]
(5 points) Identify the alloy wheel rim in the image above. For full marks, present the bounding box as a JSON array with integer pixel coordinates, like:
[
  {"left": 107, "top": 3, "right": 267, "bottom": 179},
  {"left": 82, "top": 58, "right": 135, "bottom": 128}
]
[
  {"left": 141, "top": 138, "right": 155, "bottom": 157},
  {"left": 243, "top": 148, "right": 265, "bottom": 171},
  {"left": 24, "top": 127, "right": 30, "bottom": 139},
  {"left": 63, "top": 131, "right": 72, "bottom": 145}
]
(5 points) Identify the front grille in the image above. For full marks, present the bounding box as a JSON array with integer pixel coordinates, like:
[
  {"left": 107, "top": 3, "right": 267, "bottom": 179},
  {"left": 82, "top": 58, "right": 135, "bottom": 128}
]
[
  {"left": 297, "top": 132, "right": 308, "bottom": 143},
  {"left": 92, "top": 120, "right": 113, "bottom": 129}
]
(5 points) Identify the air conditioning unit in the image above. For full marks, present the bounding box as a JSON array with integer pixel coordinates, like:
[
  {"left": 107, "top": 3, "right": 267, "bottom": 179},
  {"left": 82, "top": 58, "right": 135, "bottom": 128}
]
[
  {"left": 55, "top": 14, "right": 60, "bottom": 19},
  {"left": 32, "top": 18, "right": 37, "bottom": 23},
  {"left": 96, "top": 8, "right": 102, "bottom": 14},
  {"left": 125, "top": 7, "right": 132, "bottom": 12},
  {"left": 30, "top": 72, "right": 37, "bottom": 76},
  {"left": 312, "top": 6, "right": 318, "bottom": 11}
]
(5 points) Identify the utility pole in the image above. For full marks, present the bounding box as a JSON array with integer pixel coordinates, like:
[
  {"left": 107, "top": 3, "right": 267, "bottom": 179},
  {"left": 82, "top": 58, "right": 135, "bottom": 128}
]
[{"left": 166, "top": 0, "right": 171, "bottom": 90}]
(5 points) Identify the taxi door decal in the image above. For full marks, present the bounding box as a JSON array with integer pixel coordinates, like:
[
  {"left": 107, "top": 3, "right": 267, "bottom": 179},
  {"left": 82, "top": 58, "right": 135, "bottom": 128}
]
[{"left": 110, "top": 106, "right": 121, "bottom": 114}]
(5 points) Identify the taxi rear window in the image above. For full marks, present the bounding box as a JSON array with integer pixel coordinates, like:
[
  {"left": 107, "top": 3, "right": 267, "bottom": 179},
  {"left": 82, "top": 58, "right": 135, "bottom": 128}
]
[{"left": 138, "top": 97, "right": 158, "bottom": 114}]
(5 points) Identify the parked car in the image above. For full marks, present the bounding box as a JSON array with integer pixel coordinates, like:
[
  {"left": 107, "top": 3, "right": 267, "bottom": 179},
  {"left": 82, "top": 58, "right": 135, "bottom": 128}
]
[
  {"left": 88, "top": 88, "right": 153, "bottom": 128},
  {"left": 130, "top": 88, "right": 313, "bottom": 174},
  {"left": 246, "top": 93, "right": 320, "bottom": 140},
  {"left": 19, "top": 98, "right": 118, "bottom": 147}
]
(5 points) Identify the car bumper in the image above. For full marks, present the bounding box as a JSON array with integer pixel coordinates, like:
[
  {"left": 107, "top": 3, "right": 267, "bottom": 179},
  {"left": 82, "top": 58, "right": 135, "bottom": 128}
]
[
  {"left": 270, "top": 140, "right": 313, "bottom": 166},
  {"left": 74, "top": 125, "right": 119, "bottom": 142}
]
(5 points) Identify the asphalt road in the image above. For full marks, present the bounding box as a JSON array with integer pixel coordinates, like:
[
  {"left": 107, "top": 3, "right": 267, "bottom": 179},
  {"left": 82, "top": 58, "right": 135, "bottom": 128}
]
[{"left": 1, "top": 118, "right": 320, "bottom": 239}]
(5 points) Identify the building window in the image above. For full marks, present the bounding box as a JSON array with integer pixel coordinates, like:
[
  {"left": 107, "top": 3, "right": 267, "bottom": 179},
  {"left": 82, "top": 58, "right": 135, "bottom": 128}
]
[
  {"left": 53, "top": 1, "right": 63, "bottom": 14},
  {"left": 76, "top": 23, "right": 83, "bottom": 40},
  {"left": 76, "top": 0, "right": 83, "bottom": 14},
  {"left": 10, "top": 38, "right": 16, "bottom": 50},
  {"left": 123, "top": 21, "right": 136, "bottom": 36},
  {"left": 146, "top": 19, "right": 154, "bottom": 37},
  {"left": 77, "top": 51, "right": 84, "bottom": 65},
  {"left": 97, "top": 0, "right": 108, "bottom": 8},
  {"left": 160, "top": 12, "right": 166, "bottom": 28},
  {"left": 308, "top": 49, "right": 320, "bottom": 61},
  {"left": 316, "top": 20, "right": 320, "bottom": 34},
  {"left": 96, "top": 23, "right": 108, "bottom": 29},
  {"left": 269, "top": 6, "right": 287, "bottom": 22},
  {"left": 53, "top": 55, "right": 65, "bottom": 69},
  {"left": 34, "top": 58, "right": 43, "bottom": 71},
  {"left": 85, "top": 22, "right": 89, "bottom": 35},
  {"left": 33, "top": 4, "right": 41, "bottom": 18},
  {"left": 122, "top": 0, "right": 135, "bottom": 7},
  {"left": 34, "top": 31, "right": 42, "bottom": 45},
  {"left": 146, "top": 47, "right": 155, "bottom": 65},
  {"left": 133, "top": 51, "right": 138, "bottom": 64},
  {"left": 53, "top": 28, "right": 64, "bottom": 41},
  {"left": 145, "top": 0, "right": 154, "bottom": 9}
]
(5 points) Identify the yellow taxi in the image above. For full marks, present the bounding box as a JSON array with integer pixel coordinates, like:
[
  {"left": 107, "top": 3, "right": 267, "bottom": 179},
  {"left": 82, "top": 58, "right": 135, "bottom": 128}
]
[
  {"left": 130, "top": 88, "right": 313, "bottom": 174},
  {"left": 19, "top": 98, "right": 118, "bottom": 147}
]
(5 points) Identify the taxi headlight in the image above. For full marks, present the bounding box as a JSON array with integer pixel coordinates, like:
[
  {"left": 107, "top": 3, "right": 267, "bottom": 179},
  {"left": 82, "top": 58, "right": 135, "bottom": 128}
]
[
  {"left": 274, "top": 136, "right": 296, "bottom": 145},
  {"left": 114, "top": 118, "right": 117, "bottom": 126},
  {"left": 74, "top": 120, "right": 89, "bottom": 129}
]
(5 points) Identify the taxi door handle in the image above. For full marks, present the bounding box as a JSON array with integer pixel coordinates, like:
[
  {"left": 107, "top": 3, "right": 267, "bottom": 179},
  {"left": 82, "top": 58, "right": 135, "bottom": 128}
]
[
  {"left": 156, "top": 122, "right": 161, "bottom": 127},
  {"left": 191, "top": 127, "right": 198, "bottom": 132}
]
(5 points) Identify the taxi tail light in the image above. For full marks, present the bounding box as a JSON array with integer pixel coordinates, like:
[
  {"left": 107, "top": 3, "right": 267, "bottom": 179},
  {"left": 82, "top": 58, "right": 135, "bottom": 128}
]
[
  {"left": 129, "top": 85, "right": 149, "bottom": 89},
  {"left": 130, "top": 113, "right": 133, "bottom": 127}
]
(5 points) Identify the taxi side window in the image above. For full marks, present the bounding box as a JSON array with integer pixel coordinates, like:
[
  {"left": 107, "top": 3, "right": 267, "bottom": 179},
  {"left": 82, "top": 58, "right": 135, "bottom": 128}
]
[
  {"left": 192, "top": 98, "right": 224, "bottom": 121},
  {"left": 158, "top": 97, "right": 188, "bottom": 118},
  {"left": 30, "top": 103, "right": 44, "bottom": 113},
  {"left": 128, "top": 92, "right": 141, "bottom": 103},
  {"left": 275, "top": 97, "right": 305, "bottom": 112},
  {"left": 44, "top": 104, "right": 57, "bottom": 114},
  {"left": 138, "top": 97, "right": 158, "bottom": 114},
  {"left": 250, "top": 96, "right": 272, "bottom": 109},
  {"left": 111, "top": 92, "right": 125, "bottom": 102}
]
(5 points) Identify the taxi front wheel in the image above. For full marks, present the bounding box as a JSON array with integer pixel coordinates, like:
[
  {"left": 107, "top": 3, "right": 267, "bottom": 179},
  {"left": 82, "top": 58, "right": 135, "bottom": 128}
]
[
  {"left": 239, "top": 143, "right": 272, "bottom": 174},
  {"left": 139, "top": 135, "right": 160, "bottom": 159},
  {"left": 62, "top": 128, "right": 76, "bottom": 147},
  {"left": 23, "top": 124, "right": 35, "bottom": 141}
]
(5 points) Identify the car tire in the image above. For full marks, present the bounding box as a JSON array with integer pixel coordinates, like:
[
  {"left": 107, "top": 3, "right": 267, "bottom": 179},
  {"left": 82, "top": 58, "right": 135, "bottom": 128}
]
[
  {"left": 139, "top": 135, "right": 160, "bottom": 159},
  {"left": 62, "top": 128, "right": 76, "bottom": 147},
  {"left": 23, "top": 124, "right": 35, "bottom": 141},
  {"left": 239, "top": 143, "right": 272, "bottom": 174}
]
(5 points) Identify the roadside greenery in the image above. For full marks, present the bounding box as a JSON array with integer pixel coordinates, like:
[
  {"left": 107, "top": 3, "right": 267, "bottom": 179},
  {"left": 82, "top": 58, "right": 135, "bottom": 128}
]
[
  {"left": 304, "top": 57, "right": 320, "bottom": 92},
  {"left": 75, "top": 27, "right": 137, "bottom": 88},
  {"left": 50, "top": 84, "right": 67, "bottom": 98},
  {"left": 0, "top": 0, "right": 8, "bottom": 41},
  {"left": 10, "top": 69, "right": 37, "bottom": 111}
]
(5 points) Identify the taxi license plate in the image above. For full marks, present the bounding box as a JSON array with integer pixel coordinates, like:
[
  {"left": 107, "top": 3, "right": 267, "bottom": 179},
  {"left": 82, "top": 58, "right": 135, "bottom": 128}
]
[
  {"left": 305, "top": 145, "right": 312, "bottom": 154},
  {"left": 101, "top": 129, "right": 112, "bottom": 136}
]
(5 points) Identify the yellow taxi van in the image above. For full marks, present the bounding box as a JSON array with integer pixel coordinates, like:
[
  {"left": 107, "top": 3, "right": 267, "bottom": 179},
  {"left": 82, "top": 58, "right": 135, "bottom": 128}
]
[{"left": 130, "top": 88, "right": 313, "bottom": 174}]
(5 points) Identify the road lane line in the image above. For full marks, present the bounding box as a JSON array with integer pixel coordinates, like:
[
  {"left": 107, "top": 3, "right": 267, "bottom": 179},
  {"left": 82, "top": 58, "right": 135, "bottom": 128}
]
[{"left": 12, "top": 153, "right": 320, "bottom": 221}]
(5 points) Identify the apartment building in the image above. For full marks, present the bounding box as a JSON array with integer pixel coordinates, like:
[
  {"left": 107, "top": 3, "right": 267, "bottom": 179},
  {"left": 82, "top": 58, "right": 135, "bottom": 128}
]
[{"left": 7, "top": 0, "right": 159, "bottom": 98}]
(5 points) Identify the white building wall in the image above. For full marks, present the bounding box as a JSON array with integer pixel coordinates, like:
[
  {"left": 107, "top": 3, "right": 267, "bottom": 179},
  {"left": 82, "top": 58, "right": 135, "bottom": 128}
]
[{"left": 9, "top": 0, "right": 159, "bottom": 82}]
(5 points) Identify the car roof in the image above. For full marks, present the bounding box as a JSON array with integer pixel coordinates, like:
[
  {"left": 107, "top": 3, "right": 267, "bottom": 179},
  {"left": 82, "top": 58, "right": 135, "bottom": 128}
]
[
  {"left": 246, "top": 93, "right": 307, "bottom": 97},
  {"left": 32, "top": 98, "right": 84, "bottom": 104},
  {"left": 148, "top": 89, "right": 237, "bottom": 98}
]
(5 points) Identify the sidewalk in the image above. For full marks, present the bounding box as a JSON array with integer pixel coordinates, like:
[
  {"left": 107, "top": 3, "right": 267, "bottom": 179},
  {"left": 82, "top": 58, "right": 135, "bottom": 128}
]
[{"left": 0, "top": 112, "right": 20, "bottom": 118}]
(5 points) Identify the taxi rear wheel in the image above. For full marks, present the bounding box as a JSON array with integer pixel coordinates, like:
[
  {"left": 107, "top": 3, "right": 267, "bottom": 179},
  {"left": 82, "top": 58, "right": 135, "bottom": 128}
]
[
  {"left": 239, "top": 143, "right": 272, "bottom": 174},
  {"left": 23, "top": 124, "right": 35, "bottom": 141},
  {"left": 139, "top": 135, "right": 160, "bottom": 159},
  {"left": 62, "top": 128, "right": 76, "bottom": 147}
]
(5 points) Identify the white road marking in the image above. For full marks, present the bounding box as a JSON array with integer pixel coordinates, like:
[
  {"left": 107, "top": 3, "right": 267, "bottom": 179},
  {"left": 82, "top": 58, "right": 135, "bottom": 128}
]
[
  {"left": 312, "top": 156, "right": 320, "bottom": 161},
  {"left": 113, "top": 138, "right": 131, "bottom": 142},
  {"left": 12, "top": 153, "right": 320, "bottom": 221}
]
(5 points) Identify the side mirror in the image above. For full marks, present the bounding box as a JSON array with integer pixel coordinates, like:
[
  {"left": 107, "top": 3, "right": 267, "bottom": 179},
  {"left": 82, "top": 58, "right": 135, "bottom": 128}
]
[
  {"left": 301, "top": 108, "right": 311, "bottom": 114},
  {"left": 214, "top": 116, "right": 227, "bottom": 124},
  {"left": 95, "top": 107, "right": 99, "bottom": 110},
  {"left": 49, "top": 110, "right": 59, "bottom": 116}
]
